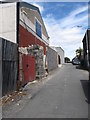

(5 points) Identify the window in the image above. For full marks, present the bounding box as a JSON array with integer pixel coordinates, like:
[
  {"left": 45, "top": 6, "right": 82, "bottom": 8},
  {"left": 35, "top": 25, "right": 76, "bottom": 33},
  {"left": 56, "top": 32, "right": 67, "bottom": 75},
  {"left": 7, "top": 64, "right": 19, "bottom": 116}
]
[{"left": 35, "top": 19, "right": 42, "bottom": 38}]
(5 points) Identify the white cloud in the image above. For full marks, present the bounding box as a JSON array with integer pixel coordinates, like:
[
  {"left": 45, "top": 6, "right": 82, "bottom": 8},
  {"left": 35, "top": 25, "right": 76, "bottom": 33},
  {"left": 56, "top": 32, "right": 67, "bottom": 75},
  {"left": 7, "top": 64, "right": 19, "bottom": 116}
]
[
  {"left": 60, "top": 15, "right": 88, "bottom": 28},
  {"left": 21, "top": 0, "right": 89, "bottom": 2},
  {"left": 2, "top": 0, "right": 89, "bottom": 2},
  {"left": 43, "top": 5, "right": 88, "bottom": 59},
  {"left": 70, "top": 6, "right": 88, "bottom": 16},
  {"left": 60, "top": 6, "right": 88, "bottom": 28}
]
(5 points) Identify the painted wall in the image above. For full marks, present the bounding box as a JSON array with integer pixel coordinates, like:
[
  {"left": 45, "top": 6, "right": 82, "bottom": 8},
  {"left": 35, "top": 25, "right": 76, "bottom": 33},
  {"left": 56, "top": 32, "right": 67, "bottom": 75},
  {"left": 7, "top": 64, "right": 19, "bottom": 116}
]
[
  {"left": 56, "top": 47, "right": 64, "bottom": 64},
  {"left": 0, "top": 3, "right": 17, "bottom": 43},
  {"left": 47, "top": 46, "right": 58, "bottom": 72},
  {"left": 20, "top": 7, "right": 49, "bottom": 45},
  {"left": 19, "top": 24, "right": 46, "bottom": 55},
  {"left": 22, "top": 55, "right": 35, "bottom": 85}
]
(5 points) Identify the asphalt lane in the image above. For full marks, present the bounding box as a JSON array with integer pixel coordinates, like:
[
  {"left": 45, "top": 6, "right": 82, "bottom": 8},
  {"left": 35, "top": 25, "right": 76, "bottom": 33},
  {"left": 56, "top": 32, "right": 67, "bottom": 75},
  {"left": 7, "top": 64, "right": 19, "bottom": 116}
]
[{"left": 6, "top": 63, "right": 89, "bottom": 118}]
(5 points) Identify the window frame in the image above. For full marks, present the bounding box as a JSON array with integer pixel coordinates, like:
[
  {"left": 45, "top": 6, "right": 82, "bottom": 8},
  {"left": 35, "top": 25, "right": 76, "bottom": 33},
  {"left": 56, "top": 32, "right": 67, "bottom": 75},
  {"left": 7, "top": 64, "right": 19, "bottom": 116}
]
[{"left": 35, "top": 17, "right": 42, "bottom": 38}]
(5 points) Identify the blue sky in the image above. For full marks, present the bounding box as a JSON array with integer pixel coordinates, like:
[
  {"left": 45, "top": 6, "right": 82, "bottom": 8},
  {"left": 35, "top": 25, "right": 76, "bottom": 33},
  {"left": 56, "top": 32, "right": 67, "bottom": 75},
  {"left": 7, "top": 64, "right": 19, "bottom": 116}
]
[{"left": 24, "top": 1, "right": 88, "bottom": 60}]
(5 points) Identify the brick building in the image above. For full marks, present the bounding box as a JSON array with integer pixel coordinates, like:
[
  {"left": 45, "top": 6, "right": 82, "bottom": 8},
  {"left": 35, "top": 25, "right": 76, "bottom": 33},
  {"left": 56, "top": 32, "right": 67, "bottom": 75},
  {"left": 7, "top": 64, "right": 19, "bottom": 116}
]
[{"left": 0, "top": 1, "right": 49, "bottom": 87}]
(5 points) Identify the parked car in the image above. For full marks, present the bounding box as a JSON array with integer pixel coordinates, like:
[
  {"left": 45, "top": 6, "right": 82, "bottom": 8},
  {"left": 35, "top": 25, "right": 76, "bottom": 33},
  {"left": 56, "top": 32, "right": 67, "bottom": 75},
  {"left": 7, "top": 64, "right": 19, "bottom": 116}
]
[{"left": 72, "top": 57, "right": 81, "bottom": 65}]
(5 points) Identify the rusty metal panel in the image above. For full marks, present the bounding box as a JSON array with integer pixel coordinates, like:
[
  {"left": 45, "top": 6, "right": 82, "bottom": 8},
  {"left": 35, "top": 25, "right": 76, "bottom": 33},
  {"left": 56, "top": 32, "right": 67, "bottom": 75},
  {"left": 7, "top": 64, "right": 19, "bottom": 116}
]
[{"left": 22, "top": 54, "right": 35, "bottom": 85}]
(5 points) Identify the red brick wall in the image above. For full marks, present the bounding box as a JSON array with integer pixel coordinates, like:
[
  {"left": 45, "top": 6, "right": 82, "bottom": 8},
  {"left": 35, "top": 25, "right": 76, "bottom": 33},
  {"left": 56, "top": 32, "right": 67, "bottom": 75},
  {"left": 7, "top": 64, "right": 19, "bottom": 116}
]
[{"left": 19, "top": 25, "right": 46, "bottom": 55}]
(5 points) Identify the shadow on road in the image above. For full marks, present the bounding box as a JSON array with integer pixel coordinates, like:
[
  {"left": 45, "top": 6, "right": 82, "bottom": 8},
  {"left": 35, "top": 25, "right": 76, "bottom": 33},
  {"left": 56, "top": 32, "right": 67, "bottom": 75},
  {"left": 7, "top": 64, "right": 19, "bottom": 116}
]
[
  {"left": 80, "top": 80, "right": 90, "bottom": 104},
  {"left": 76, "top": 65, "right": 88, "bottom": 71}
]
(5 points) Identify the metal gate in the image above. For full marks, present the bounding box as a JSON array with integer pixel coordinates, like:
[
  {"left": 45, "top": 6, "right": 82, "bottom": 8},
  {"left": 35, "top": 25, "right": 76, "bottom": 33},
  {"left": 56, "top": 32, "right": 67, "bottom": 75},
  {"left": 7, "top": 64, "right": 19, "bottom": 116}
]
[{"left": 22, "top": 54, "right": 35, "bottom": 85}]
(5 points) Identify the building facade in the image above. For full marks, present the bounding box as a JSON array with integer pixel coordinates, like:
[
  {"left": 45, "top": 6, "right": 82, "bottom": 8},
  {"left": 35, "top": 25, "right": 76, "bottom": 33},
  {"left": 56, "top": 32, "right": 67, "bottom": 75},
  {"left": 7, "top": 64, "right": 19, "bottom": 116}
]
[
  {"left": 0, "top": 1, "right": 49, "bottom": 89},
  {"left": 82, "top": 29, "right": 90, "bottom": 80},
  {"left": 82, "top": 29, "right": 90, "bottom": 69},
  {"left": 56, "top": 47, "right": 64, "bottom": 64},
  {"left": 19, "top": 2, "right": 49, "bottom": 52},
  {"left": 0, "top": 2, "right": 49, "bottom": 53}
]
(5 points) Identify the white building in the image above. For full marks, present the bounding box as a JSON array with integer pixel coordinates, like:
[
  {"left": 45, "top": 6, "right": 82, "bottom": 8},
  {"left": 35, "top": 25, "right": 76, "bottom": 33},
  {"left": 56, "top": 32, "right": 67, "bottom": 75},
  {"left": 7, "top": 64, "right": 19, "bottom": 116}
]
[{"left": 56, "top": 47, "right": 64, "bottom": 64}]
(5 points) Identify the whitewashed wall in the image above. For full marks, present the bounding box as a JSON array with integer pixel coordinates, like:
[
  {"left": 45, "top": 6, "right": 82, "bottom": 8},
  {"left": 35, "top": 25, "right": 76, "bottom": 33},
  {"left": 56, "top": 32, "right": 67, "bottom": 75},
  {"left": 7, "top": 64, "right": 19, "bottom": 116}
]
[
  {"left": 56, "top": 47, "right": 64, "bottom": 64},
  {"left": 0, "top": 3, "right": 17, "bottom": 43}
]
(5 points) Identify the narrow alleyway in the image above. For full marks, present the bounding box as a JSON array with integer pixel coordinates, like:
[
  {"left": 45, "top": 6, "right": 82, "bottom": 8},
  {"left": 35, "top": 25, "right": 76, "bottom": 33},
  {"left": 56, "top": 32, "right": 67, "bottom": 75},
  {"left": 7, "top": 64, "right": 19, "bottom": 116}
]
[{"left": 3, "top": 64, "right": 89, "bottom": 118}]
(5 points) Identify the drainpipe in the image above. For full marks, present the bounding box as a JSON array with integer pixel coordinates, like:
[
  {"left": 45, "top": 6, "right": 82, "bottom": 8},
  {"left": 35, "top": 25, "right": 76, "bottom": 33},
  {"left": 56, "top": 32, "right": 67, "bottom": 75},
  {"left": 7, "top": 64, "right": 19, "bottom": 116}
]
[{"left": 16, "top": 2, "right": 20, "bottom": 90}]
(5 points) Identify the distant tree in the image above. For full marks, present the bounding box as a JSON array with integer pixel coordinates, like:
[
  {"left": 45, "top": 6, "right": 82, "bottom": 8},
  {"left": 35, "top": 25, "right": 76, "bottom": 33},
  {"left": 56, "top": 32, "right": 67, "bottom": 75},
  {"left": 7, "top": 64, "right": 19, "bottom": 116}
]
[
  {"left": 76, "top": 47, "right": 83, "bottom": 60},
  {"left": 64, "top": 57, "right": 70, "bottom": 63}
]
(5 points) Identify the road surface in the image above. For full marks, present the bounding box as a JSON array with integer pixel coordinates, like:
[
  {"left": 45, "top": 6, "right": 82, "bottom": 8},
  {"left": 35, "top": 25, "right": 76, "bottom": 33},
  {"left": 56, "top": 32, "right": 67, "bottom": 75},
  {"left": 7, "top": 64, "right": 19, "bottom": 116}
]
[{"left": 3, "top": 63, "right": 89, "bottom": 118}]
